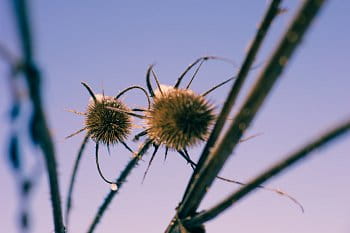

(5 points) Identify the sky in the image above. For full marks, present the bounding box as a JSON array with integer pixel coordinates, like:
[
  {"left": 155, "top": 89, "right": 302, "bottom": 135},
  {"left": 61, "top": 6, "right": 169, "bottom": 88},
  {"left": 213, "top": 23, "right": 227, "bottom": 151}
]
[{"left": 0, "top": 1, "right": 350, "bottom": 233}]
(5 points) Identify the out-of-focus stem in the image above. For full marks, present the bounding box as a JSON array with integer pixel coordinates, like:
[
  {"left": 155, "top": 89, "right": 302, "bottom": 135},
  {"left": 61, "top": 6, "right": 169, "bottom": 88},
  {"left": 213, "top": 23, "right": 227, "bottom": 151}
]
[{"left": 11, "top": 0, "right": 65, "bottom": 232}]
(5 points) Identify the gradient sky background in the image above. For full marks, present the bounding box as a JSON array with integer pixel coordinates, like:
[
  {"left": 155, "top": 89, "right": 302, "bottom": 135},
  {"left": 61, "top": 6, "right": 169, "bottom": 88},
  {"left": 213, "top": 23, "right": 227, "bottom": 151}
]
[{"left": 1, "top": 1, "right": 350, "bottom": 233}]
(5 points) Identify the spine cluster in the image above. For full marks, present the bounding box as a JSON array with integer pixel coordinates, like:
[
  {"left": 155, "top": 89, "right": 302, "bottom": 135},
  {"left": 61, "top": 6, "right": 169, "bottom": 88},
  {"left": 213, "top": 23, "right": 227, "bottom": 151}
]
[
  {"left": 85, "top": 95, "right": 132, "bottom": 146},
  {"left": 145, "top": 88, "right": 215, "bottom": 150}
]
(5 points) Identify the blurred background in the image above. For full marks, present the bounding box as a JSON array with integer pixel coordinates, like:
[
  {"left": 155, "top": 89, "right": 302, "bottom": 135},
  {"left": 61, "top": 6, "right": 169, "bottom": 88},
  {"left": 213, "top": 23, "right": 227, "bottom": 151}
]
[{"left": 0, "top": 1, "right": 349, "bottom": 232}]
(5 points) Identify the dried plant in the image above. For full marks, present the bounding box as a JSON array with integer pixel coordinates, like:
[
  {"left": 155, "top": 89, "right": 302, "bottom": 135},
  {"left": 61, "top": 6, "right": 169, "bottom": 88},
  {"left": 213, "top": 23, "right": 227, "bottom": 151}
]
[
  {"left": 4, "top": 1, "right": 350, "bottom": 233},
  {"left": 65, "top": 83, "right": 150, "bottom": 230}
]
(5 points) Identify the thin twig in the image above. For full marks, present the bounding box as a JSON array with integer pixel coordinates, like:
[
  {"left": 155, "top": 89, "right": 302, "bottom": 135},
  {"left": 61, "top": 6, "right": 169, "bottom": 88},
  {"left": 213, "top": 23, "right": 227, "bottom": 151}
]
[
  {"left": 179, "top": 0, "right": 283, "bottom": 212},
  {"left": 11, "top": 0, "right": 65, "bottom": 232},
  {"left": 87, "top": 139, "right": 152, "bottom": 233},
  {"left": 65, "top": 135, "right": 89, "bottom": 231},
  {"left": 178, "top": 149, "right": 304, "bottom": 213},
  {"left": 184, "top": 118, "right": 350, "bottom": 227}
]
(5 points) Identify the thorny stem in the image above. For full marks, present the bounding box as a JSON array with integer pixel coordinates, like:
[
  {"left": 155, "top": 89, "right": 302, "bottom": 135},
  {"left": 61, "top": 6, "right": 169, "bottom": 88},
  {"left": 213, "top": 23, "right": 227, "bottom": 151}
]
[
  {"left": 178, "top": 0, "right": 283, "bottom": 219},
  {"left": 184, "top": 118, "right": 350, "bottom": 227},
  {"left": 11, "top": 1, "right": 65, "bottom": 233},
  {"left": 166, "top": 0, "right": 327, "bottom": 232},
  {"left": 87, "top": 139, "right": 152, "bottom": 233},
  {"left": 65, "top": 135, "right": 89, "bottom": 231}
]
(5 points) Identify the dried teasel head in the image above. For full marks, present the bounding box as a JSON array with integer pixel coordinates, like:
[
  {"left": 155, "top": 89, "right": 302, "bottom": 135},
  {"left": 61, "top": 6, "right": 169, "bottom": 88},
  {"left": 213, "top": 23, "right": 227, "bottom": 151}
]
[
  {"left": 85, "top": 94, "right": 132, "bottom": 146},
  {"left": 138, "top": 59, "right": 305, "bottom": 211},
  {"left": 66, "top": 83, "right": 151, "bottom": 188},
  {"left": 145, "top": 86, "right": 215, "bottom": 150},
  {"left": 136, "top": 57, "right": 236, "bottom": 182}
]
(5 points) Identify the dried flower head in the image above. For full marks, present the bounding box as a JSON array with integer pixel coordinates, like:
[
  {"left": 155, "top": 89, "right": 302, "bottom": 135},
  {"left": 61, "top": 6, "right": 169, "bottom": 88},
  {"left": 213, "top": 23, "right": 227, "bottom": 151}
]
[
  {"left": 66, "top": 83, "right": 150, "bottom": 187},
  {"left": 145, "top": 87, "right": 215, "bottom": 150},
  {"left": 85, "top": 94, "right": 132, "bottom": 146},
  {"left": 136, "top": 56, "right": 236, "bottom": 182},
  {"left": 133, "top": 58, "right": 303, "bottom": 209}
]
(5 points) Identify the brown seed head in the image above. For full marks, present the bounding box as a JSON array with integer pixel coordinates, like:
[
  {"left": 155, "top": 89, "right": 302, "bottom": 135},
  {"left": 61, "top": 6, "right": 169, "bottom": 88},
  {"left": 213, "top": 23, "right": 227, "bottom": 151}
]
[
  {"left": 85, "top": 95, "right": 132, "bottom": 145},
  {"left": 145, "top": 88, "right": 215, "bottom": 150}
]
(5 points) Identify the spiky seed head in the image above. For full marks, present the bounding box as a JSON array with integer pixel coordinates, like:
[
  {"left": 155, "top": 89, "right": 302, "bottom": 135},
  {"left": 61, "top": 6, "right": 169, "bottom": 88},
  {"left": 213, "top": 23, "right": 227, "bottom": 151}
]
[
  {"left": 145, "top": 88, "right": 215, "bottom": 150},
  {"left": 85, "top": 95, "right": 132, "bottom": 145}
]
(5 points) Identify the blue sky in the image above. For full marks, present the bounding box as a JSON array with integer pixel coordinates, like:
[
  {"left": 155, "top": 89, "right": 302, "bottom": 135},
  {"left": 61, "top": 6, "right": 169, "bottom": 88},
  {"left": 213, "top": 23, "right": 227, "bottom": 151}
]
[{"left": 1, "top": 1, "right": 349, "bottom": 233}]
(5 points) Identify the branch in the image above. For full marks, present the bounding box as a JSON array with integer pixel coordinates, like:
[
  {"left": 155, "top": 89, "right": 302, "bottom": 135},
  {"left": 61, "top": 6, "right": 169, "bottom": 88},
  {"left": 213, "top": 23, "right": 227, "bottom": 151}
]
[
  {"left": 11, "top": 0, "right": 65, "bottom": 232},
  {"left": 180, "top": 0, "right": 283, "bottom": 211},
  {"left": 185, "top": 118, "right": 350, "bottom": 226},
  {"left": 165, "top": 0, "right": 328, "bottom": 232},
  {"left": 87, "top": 139, "right": 152, "bottom": 233}
]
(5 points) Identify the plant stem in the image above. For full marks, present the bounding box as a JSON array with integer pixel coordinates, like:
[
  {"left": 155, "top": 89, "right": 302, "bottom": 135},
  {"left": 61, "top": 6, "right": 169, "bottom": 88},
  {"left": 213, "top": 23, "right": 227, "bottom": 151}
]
[
  {"left": 65, "top": 135, "right": 89, "bottom": 231},
  {"left": 185, "top": 118, "right": 350, "bottom": 226},
  {"left": 165, "top": 0, "right": 328, "bottom": 232},
  {"left": 180, "top": 0, "right": 282, "bottom": 210},
  {"left": 87, "top": 139, "right": 152, "bottom": 233},
  {"left": 11, "top": 1, "right": 65, "bottom": 232}
]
